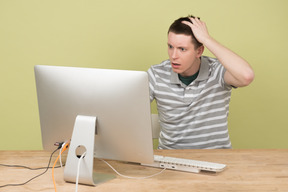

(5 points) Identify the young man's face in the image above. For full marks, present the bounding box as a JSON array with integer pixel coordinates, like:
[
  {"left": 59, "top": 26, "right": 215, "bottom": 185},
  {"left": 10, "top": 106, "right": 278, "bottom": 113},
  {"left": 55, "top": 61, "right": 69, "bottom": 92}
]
[{"left": 167, "top": 32, "right": 203, "bottom": 77}]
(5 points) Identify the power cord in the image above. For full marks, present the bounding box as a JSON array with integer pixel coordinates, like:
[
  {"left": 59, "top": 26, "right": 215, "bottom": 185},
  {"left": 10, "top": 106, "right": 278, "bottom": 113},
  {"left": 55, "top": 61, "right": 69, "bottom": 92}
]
[
  {"left": 100, "top": 159, "right": 167, "bottom": 179},
  {"left": 75, "top": 151, "right": 87, "bottom": 192},
  {"left": 0, "top": 163, "right": 63, "bottom": 170},
  {"left": 52, "top": 141, "right": 70, "bottom": 192},
  {"left": 0, "top": 147, "right": 60, "bottom": 188}
]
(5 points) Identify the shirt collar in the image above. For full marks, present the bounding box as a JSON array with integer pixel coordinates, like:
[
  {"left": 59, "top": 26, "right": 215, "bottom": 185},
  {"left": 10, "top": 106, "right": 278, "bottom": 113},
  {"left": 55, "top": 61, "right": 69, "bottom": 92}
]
[
  {"left": 170, "top": 56, "right": 210, "bottom": 84},
  {"left": 195, "top": 56, "right": 210, "bottom": 81}
]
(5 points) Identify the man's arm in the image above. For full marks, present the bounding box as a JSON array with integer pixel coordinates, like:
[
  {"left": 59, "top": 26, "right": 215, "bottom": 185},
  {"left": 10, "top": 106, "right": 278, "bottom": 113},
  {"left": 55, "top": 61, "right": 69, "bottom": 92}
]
[{"left": 183, "top": 17, "right": 254, "bottom": 87}]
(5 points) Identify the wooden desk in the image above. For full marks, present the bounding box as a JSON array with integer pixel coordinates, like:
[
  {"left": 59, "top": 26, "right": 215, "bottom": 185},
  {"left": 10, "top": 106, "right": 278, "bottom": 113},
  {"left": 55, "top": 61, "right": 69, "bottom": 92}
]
[{"left": 1, "top": 149, "right": 288, "bottom": 192}]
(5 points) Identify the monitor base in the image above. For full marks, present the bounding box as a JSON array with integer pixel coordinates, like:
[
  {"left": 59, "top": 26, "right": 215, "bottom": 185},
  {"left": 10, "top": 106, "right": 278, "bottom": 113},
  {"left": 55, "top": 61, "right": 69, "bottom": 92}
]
[{"left": 63, "top": 115, "right": 115, "bottom": 186}]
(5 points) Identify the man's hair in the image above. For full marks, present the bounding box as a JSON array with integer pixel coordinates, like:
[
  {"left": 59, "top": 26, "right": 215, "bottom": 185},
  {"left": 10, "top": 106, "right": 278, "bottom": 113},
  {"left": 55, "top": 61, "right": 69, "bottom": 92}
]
[{"left": 168, "top": 15, "right": 203, "bottom": 49}]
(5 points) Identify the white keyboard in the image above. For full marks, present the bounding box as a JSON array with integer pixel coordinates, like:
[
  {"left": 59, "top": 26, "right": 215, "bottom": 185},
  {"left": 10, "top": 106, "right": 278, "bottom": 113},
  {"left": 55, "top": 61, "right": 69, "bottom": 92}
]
[{"left": 141, "top": 155, "right": 226, "bottom": 173}]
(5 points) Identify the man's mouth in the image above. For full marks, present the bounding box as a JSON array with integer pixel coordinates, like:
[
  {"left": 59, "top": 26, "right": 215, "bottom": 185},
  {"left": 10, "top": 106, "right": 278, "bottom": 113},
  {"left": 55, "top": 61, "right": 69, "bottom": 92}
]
[{"left": 172, "top": 62, "right": 181, "bottom": 68}]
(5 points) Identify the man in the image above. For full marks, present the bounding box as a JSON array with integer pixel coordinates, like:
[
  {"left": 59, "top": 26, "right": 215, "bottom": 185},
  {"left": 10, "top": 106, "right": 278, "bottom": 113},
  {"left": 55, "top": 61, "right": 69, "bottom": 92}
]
[{"left": 148, "top": 16, "right": 254, "bottom": 149}]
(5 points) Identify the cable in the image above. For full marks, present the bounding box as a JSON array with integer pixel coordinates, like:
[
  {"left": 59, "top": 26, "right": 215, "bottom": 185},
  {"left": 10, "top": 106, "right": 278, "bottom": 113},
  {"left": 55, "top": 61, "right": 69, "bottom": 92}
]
[
  {"left": 75, "top": 151, "right": 86, "bottom": 192},
  {"left": 0, "top": 147, "right": 59, "bottom": 188},
  {"left": 59, "top": 140, "right": 70, "bottom": 168},
  {"left": 59, "top": 143, "right": 65, "bottom": 167},
  {"left": 100, "top": 159, "right": 166, "bottom": 179},
  {"left": 0, "top": 164, "right": 62, "bottom": 170},
  {"left": 52, "top": 142, "right": 70, "bottom": 192}
]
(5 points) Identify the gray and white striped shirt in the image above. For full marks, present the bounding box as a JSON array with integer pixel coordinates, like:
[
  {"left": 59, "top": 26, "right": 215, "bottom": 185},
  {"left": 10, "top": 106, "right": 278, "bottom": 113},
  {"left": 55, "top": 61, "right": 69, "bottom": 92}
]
[{"left": 148, "top": 56, "right": 233, "bottom": 149}]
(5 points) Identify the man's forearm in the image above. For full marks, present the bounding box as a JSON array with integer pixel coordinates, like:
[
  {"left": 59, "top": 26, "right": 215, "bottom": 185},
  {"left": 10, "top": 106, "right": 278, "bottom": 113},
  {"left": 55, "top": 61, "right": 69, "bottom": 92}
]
[{"left": 203, "top": 37, "right": 254, "bottom": 87}]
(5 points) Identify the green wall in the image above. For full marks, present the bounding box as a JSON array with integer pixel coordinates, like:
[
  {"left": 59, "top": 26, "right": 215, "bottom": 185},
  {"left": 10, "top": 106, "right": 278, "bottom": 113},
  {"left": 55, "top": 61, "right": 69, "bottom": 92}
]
[{"left": 1, "top": 0, "right": 287, "bottom": 150}]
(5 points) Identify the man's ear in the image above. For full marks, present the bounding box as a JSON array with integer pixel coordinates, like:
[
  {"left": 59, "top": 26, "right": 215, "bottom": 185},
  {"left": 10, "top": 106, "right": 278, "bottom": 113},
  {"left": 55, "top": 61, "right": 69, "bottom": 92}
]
[{"left": 196, "top": 45, "right": 204, "bottom": 57}]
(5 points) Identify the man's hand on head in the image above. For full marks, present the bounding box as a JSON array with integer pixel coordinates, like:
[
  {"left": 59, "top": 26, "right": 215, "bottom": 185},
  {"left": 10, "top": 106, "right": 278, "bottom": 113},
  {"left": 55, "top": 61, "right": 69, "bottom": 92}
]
[{"left": 182, "top": 17, "right": 211, "bottom": 45}]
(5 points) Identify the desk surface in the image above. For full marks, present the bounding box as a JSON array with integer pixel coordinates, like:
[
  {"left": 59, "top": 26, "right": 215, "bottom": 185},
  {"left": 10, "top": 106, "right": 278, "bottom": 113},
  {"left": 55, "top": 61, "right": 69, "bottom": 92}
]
[{"left": 1, "top": 149, "right": 288, "bottom": 192}]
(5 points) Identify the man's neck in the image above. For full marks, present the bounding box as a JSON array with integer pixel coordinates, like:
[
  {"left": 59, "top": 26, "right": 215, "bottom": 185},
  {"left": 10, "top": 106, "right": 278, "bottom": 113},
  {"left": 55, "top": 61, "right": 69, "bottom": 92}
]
[{"left": 180, "top": 57, "right": 201, "bottom": 77}]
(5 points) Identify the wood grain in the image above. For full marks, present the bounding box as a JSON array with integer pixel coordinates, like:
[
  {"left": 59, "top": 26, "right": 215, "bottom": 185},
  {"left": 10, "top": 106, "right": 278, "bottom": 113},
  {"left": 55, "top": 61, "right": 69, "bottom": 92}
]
[{"left": 1, "top": 149, "right": 288, "bottom": 192}]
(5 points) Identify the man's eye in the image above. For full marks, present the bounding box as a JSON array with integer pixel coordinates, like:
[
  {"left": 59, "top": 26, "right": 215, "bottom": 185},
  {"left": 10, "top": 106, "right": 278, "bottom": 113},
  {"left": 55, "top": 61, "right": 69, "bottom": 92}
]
[
  {"left": 168, "top": 45, "right": 173, "bottom": 49},
  {"left": 180, "top": 48, "right": 186, "bottom": 51}
]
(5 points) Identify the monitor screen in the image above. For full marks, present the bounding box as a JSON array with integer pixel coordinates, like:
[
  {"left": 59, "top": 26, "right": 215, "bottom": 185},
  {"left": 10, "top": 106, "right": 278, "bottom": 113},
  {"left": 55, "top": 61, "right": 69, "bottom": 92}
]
[{"left": 34, "top": 65, "right": 154, "bottom": 165}]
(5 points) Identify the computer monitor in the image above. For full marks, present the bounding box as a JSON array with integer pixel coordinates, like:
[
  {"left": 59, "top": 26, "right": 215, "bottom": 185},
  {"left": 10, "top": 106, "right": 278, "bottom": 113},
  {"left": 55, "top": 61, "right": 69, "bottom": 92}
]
[{"left": 34, "top": 65, "right": 154, "bottom": 185}]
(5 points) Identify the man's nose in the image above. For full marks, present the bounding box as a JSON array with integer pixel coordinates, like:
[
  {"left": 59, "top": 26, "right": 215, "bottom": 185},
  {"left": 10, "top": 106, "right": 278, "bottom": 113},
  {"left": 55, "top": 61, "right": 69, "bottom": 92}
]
[{"left": 172, "top": 49, "right": 178, "bottom": 59}]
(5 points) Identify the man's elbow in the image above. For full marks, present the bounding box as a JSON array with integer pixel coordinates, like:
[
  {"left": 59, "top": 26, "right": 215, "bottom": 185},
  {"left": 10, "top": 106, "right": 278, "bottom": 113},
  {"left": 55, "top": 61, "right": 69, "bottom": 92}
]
[{"left": 241, "top": 69, "right": 255, "bottom": 87}]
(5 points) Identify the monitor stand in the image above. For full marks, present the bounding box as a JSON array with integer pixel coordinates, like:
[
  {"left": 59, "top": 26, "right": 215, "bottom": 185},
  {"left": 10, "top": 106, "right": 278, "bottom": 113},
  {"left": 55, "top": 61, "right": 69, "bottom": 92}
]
[{"left": 63, "top": 115, "right": 116, "bottom": 186}]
